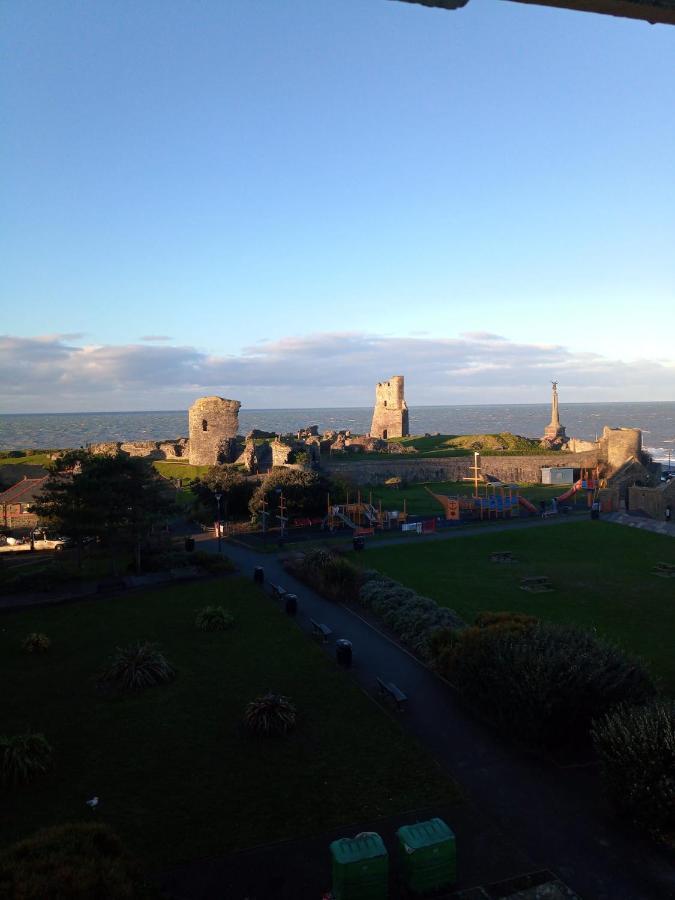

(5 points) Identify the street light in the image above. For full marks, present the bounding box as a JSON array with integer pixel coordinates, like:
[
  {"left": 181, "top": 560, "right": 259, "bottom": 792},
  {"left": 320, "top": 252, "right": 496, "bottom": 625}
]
[{"left": 215, "top": 492, "right": 222, "bottom": 554}]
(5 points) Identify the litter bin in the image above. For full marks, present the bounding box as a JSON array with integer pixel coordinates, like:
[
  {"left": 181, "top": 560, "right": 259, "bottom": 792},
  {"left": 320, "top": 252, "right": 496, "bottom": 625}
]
[
  {"left": 285, "top": 593, "right": 298, "bottom": 616},
  {"left": 253, "top": 566, "right": 265, "bottom": 584},
  {"left": 353, "top": 536, "right": 365, "bottom": 551},
  {"left": 184, "top": 537, "right": 195, "bottom": 552},
  {"left": 330, "top": 832, "right": 388, "bottom": 900},
  {"left": 396, "top": 817, "right": 456, "bottom": 893},
  {"left": 336, "top": 639, "right": 352, "bottom": 667}
]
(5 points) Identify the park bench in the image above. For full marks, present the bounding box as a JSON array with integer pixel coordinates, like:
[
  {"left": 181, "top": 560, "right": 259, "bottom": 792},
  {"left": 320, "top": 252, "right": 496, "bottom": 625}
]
[
  {"left": 271, "top": 583, "right": 287, "bottom": 598},
  {"left": 376, "top": 677, "right": 408, "bottom": 711},
  {"left": 520, "top": 575, "right": 553, "bottom": 593},
  {"left": 310, "top": 619, "right": 333, "bottom": 642},
  {"left": 652, "top": 561, "right": 675, "bottom": 579}
]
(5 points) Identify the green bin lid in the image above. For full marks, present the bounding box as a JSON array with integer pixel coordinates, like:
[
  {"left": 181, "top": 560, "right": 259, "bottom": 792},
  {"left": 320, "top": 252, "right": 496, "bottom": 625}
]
[
  {"left": 330, "top": 832, "right": 387, "bottom": 864},
  {"left": 396, "top": 818, "right": 454, "bottom": 851}
]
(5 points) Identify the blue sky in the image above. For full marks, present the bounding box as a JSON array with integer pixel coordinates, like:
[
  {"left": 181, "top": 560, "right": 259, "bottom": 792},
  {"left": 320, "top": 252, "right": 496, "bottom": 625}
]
[{"left": 2, "top": 0, "right": 674, "bottom": 411}]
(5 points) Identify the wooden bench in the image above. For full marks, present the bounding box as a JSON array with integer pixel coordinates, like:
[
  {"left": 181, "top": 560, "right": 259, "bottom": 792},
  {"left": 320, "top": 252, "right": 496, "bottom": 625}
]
[
  {"left": 271, "top": 583, "right": 287, "bottom": 598},
  {"left": 376, "top": 677, "right": 408, "bottom": 711},
  {"left": 310, "top": 619, "right": 333, "bottom": 642}
]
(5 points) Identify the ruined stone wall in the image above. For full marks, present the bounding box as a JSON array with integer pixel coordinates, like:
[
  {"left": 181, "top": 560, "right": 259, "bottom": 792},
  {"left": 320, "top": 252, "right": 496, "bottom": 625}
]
[
  {"left": 88, "top": 439, "right": 188, "bottom": 460},
  {"left": 188, "top": 396, "right": 241, "bottom": 466},
  {"left": 323, "top": 451, "right": 599, "bottom": 486},
  {"left": 599, "top": 427, "right": 642, "bottom": 471},
  {"left": 370, "top": 375, "right": 409, "bottom": 439},
  {"left": 628, "top": 481, "right": 675, "bottom": 518}
]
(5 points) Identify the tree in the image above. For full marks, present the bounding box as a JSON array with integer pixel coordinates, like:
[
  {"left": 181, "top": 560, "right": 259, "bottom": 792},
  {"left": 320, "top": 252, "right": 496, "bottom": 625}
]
[
  {"left": 192, "top": 465, "right": 254, "bottom": 521},
  {"left": 248, "top": 468, "right": 330, "bottom": 523},
  {"left": 34, "top": 452, "right": 175, "bottom": 574}
]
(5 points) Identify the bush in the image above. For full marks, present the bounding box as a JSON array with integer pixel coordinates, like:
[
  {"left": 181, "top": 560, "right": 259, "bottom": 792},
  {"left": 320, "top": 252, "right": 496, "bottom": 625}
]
[
  {"left": 0, "top": 822, "right": 138, "bottom": 899},
  {"left": 474, "top": 610, "right": 539, "bottom": 630},
  {"left": 441, "top": 623, "right": 655, "bottom": 749},
  {"left": 21, "top": 633, "right": 51, "bottom": 653},
  {"left": 0, "top": 733, "right": 53, "bottom": 788},
  {"left": 191, "top": 550, "right": 235, "bottom": 574},
  {"left": 592, "top": 700, "right": 675, "bottom": 838},
  {"left": 98, "top": 641, "right": 174, "bottom": 693},
  {"left": 249, "top": 468, "right": 330, "bottom": 521},
  {"left": 244, "top": 693, "right": 297, "bottom": 737},
  {"left": 359, "top": 574, "right": 464, "bottom": 660},
  {"left": 195, "top": 605, "right": 235, "bottom": 631}
]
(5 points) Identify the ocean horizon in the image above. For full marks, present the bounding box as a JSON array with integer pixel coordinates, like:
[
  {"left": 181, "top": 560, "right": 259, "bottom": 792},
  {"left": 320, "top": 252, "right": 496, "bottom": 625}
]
[{"left": 2, "top": 401, "right": 674, "bottom": 464}]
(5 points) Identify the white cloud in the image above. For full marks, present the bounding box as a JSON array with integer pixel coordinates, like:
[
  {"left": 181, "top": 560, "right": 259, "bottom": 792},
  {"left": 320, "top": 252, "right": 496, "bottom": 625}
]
[{"left": 0, "top": 332, "right": 673, "bottom": 412}]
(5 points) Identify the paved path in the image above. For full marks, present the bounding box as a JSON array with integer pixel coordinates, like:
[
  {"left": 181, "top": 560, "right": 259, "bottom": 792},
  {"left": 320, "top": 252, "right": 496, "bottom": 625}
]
[
  {"left": 193, "top": 533, "right": 674, "bottom": 900},
  {"left": 605, "top": 511, "right": 675, "bottom": 538}
]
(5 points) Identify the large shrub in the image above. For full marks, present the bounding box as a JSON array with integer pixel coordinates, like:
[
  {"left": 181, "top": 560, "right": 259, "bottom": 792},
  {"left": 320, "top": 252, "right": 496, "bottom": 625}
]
[
  {"left": 0, "top": 822, "right": 138, "bottom": 899},
  {"left": 359, "top": 574, "right": 464, "bottom": 660},
  {"left": 249, "top": 468, "right": 330, "bottom": 521},
  {"left": 191, "top": 550, "right": 236, "bottom": 574},
  {"left": 591, "top": 699, "right": 675, "bottom": 838},
  {"left": 441, "top": 623, "right": 655, "bottom": 749},
  {"left": 98, "top": 641, "right": 175, "bottom": 693},
  {"left": 195, "top": 605, "right": 235, "bottom": 631},
  {"left": 287, "top": 548, "right": 363, "bottom": 603},
  {"left": 0, "top": 733, "right": 53, "bottom": 788},
  {"left": 244, "top": 693, "right": 297, "bottom": 737}
]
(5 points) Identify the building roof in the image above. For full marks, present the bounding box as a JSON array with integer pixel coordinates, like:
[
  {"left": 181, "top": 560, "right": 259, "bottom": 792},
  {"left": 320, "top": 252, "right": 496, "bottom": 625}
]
[
  {"left": 394, "top": 0, "right": 675, "bottom": 26},
  {"left": 0, "top": 476, "right": 49, "bottom": 505}
]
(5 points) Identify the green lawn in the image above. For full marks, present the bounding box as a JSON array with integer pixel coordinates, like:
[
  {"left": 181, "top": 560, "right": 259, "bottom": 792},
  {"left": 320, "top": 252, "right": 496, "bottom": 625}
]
[
  {"left": 0, "top": 578, "right": 457, "bottom": 867},
  {"left": 0, "top": 454, "right": 53, "bottom": 468},
  {"left": 354, "top": 522, "right": 675, "bottom": 692},
  {"left": 152, "top": 460, "right": 211, "bottom": 481},
  {"left": 365, "top": 481, "right": 575, "bottom": 517}
]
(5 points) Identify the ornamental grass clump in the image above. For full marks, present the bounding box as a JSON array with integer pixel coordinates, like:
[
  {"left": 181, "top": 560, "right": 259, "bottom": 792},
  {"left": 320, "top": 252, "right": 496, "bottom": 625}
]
[
  {"left": 21, "top": 632, "right": 51, "bottom": 653},
  {"left": 98, "top": 641, "right": 174, "bottom": 694},
  {"left": 441, "top": 623, "right": 655, "bottom": 750},
  {"left": 591, "top": 699, "right": 675, "bottom": 840},
  {"left": 289, "top": 548, "right": 363, "bottom": 602},
  {"left": 0, "top": 823, "right": 138, "bottom": 899},
  {"left": 0, "top": 733, "right": 53, "bottom": 788},
  {"left": 244, "top": 693, "right": 297, "bottom": 737},
  {"left": 195, "top": 605, "right": 235, "bottom": 631},
  {"left": 358, "top": 574, "right": 464, "bottom": 660}
]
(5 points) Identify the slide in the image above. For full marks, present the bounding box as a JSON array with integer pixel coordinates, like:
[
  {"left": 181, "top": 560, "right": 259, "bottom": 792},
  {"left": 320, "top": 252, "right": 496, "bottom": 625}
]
[
  {"left": 518, "top": 496, "right": 538, "bottom": 515},
  {"left": 556, "top": 480, "right": 584, "bottom": 503}
]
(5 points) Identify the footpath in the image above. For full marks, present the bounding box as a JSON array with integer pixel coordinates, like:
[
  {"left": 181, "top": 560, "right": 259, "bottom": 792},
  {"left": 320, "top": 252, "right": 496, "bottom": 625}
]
[{"left": 161, "top": 533, "right": 675, "bottom": 900}]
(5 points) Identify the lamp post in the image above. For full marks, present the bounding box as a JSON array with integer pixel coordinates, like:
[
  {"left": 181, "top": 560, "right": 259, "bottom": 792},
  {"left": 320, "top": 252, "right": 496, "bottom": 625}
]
[{"left": 215, "top": 492, "right": 222, "bottom": 554}]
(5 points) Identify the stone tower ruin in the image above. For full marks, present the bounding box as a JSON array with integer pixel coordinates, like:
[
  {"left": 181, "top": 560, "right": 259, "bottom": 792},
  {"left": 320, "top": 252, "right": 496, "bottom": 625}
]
[
  {"left": 370, "top": 375, "right": 409, "bottom": 440},
  {"left": 188, "top": 396, "right": 241, "bottom": 466}
]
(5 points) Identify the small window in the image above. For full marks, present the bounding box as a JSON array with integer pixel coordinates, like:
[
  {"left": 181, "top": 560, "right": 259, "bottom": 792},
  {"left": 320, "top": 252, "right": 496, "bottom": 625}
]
[
  {"left": 382, "top": 429, "right": 388, "bottom": 439},
  {"left": 383, "top": 401, "right": 387, "bottom": 407},
  {"left": 202, "top": 419, "right": 208, "bottom": 431}
]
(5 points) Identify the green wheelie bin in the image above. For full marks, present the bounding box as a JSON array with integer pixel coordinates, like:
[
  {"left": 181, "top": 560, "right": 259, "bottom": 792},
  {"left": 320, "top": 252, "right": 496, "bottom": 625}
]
[
  {"left": 396, "top": 817, "right": 456, "bottom": 893},
  {"left": 330, "top": 832, "right": 388, "bottom": 900}
]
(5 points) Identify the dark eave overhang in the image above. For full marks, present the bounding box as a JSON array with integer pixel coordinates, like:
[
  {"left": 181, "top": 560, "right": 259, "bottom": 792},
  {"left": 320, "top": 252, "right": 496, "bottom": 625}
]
[{"left": 392, "top": 0, "right": 675, "bottom": 26}]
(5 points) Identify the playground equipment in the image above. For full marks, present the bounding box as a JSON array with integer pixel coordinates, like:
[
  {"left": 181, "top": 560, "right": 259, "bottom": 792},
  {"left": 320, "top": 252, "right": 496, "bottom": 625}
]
[
  {"left": 426, "top": 483, "right": 520, "bottom": 521},
  {"left": 556, "top": 468, "right": 599, "bottom": 506},
  {"left": 323, "top": 491, "right": 408, "bottom": 532}
]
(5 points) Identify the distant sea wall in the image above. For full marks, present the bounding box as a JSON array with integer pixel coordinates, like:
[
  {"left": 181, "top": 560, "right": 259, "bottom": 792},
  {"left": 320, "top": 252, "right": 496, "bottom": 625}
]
[{"left": 322, "top": 452, "right": 600, "bottom": 485}]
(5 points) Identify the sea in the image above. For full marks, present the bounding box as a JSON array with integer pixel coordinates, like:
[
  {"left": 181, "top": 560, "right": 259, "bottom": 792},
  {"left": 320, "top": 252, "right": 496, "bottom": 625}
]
[{"left": 1, "top": 402, "right": 674, "bottom": 466}]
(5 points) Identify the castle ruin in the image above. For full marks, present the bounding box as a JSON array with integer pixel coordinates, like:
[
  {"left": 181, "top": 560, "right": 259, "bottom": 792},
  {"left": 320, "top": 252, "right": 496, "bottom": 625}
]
[
  {"left": 369, "top": 375, "right": 409, "bottom": 440},
  {"left": 188, "top": 396, "right": 241, "bottom": 466}
]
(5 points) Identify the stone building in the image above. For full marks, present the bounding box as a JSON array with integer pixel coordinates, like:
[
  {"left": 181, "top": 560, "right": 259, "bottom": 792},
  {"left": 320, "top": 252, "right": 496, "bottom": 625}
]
[
  {"left": 0, "top": 476, "right": 48, "bottom": 530},
  {"left": 369, "top": 375, "right": 409, "bottom": 440},
  {"left": 188, "top": 396, "right": 241, "bottom": 466}
]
